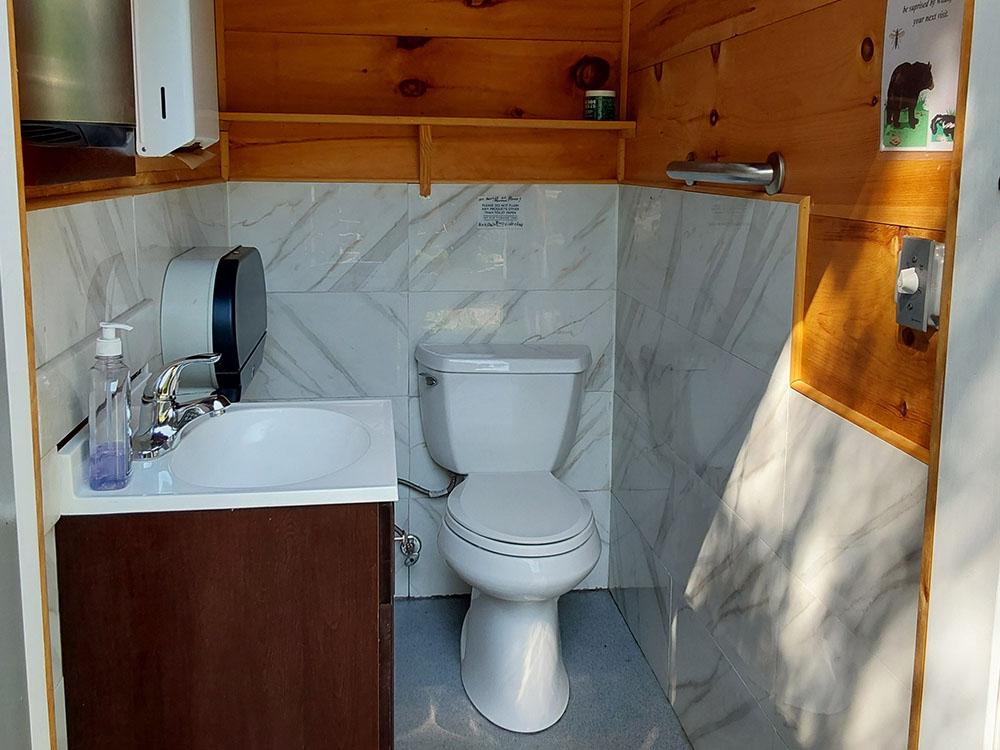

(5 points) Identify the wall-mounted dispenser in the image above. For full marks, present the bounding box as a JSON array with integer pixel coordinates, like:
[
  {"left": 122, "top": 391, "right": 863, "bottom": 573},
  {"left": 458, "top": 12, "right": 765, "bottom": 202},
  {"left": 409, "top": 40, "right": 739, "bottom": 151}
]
[
  {"left": 12, "top": 0, "right": 135, "bottom": 148},
  {"left": 131, "top": 0, "right": 220, "bottom": 157},
  {"left": 160, "top": 247, "right": 266, "bottom": 401},
  {"left": 896, "top": 236, "right": 945, "bottom": 332}
]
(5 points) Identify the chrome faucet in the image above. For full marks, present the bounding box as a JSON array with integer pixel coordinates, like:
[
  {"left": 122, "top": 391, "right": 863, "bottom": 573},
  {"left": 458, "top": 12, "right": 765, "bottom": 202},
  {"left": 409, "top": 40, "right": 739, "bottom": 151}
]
[{"left": 132, "top": 354, "right": 231, "bottom": 459}]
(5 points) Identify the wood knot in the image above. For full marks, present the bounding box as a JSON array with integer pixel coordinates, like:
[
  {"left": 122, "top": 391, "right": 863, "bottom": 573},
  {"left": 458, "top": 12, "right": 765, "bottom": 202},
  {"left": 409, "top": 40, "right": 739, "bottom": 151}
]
[
  {"left": 898, "top": 400, "right": 909, "bottom": 417},
  {"left": 686, "top": 151, "right": 696, "bottom": 161},
  {"left": 709, "top": 109, "right": 720, "bottom": 126},
  {"left": 871, "top": 95, "right": 879, "bottom": 106},
  {"left": 464, "top": 0, "right": 500, "bottom": 6},
  {"left": 396, "top": 36, "right": 431, "bottom": 50},
  {"left": 860, "top": 37, "right": 875, "bottom": 62},
  {"left": 710, "top": 42, "right": 721, "bottom": 63},
  {"left": 570, "top": 56, "right": 611, "bottom": 90},
  {"left": 509, "top": 107, "right": 525, "bottom": 118},
  {"left": 653, "top": 62, "right": 664, "bottom": 82},
  {"left": 398, "top": 78, "right": 429, "bottom": 98}
]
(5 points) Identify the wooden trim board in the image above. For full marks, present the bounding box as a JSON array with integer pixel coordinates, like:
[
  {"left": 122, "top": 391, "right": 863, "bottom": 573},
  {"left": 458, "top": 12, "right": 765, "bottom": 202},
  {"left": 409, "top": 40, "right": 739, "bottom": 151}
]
[{"left": 906, "top": 0, "right": 976, "bottom": 744}]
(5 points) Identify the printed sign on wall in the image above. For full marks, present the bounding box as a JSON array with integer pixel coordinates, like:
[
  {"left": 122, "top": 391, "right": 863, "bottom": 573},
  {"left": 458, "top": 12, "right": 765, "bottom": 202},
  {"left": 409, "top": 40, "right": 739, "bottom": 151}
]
[
  {"left": 881, "top": 0, "right": 962, "bottom": 151},
  {"left": 477, "top": 195, "right": 524, "bottom": 229}
]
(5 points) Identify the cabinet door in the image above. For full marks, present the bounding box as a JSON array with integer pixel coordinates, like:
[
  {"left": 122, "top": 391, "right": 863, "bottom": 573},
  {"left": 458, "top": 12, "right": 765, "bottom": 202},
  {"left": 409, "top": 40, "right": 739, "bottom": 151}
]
[{"left": 56, "top": 503, "right": 393, "bottom": 750}]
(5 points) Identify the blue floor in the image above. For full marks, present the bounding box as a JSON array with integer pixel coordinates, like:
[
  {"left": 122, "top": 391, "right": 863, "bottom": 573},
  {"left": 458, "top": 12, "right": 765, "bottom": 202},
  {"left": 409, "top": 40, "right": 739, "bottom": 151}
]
[{"left": 394, "top": 590, "right": 691, "bottom": 749}]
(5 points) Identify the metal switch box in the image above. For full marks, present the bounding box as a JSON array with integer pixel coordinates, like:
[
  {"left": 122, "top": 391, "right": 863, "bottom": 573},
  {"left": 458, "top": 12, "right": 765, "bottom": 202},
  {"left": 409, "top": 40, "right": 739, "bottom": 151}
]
[{"left": 896, "top": 236, "right": 945, "bottom": 332}]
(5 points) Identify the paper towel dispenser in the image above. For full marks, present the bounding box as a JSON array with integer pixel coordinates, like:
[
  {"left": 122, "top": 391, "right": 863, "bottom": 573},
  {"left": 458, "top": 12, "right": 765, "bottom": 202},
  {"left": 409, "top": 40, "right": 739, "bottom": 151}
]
[{"left": 161, "top": 246, "right": 266, "bottom": 401}]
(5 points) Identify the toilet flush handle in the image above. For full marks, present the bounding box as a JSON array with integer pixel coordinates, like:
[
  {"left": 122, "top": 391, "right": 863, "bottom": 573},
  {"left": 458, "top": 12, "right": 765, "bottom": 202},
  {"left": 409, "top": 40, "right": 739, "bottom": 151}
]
[{"left": 418, "top": 372, "right": 438, "bottom": 387}]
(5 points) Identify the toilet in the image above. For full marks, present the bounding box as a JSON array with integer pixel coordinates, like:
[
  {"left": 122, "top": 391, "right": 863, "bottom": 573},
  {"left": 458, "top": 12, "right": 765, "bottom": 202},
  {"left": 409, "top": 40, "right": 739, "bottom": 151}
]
[{"left": 415, "top": 343, "right": 601, "bottom": 733}]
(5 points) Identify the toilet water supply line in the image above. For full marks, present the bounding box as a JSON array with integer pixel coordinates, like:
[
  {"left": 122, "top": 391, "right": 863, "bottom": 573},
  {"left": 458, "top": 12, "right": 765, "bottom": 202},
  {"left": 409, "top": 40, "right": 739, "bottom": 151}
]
[{"left": 394, "top": 473, "right": 463, "bottom": 567}]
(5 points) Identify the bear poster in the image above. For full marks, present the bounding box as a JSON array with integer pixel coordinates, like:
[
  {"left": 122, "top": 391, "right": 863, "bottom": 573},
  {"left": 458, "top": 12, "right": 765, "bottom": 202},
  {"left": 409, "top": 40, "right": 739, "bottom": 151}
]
[{"left": 881, "top": 0, "right": 962, "bottom": 151}]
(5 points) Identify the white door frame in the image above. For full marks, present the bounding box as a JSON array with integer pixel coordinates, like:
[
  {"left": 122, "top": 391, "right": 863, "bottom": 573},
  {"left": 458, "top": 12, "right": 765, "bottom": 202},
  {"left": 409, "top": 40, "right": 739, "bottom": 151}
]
[{"left": 919, "top": 0, "right": 1000, "bottom": 746}]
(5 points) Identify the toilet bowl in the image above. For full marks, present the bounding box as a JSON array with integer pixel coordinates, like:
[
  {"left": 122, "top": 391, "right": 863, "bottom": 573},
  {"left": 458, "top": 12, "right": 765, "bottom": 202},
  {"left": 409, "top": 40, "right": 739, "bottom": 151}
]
[
  {"left": 414, "top": 342, "right": 597, "bottom": 733},
  {"left": 438, "top": 472, "right": 600, "bottom": 732}
]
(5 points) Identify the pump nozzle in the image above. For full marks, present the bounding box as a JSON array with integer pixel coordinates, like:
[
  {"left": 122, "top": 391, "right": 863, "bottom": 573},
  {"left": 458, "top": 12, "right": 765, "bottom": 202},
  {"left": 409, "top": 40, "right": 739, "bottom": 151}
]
[{"left": 96, "top": 322, "right": 133, "bottom": 357}]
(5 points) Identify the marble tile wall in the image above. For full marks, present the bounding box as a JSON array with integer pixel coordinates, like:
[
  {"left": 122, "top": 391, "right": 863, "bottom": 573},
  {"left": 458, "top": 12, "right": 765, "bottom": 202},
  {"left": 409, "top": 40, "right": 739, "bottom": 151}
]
[
  {"left": 27, "top": 184, "right": 229, "bottom": 465},
  {"left": 611, "top": 187, "right": 928, "bottom": 749},
  {"left": 231, "top": 182, "right": 618, "bottom": 597}
]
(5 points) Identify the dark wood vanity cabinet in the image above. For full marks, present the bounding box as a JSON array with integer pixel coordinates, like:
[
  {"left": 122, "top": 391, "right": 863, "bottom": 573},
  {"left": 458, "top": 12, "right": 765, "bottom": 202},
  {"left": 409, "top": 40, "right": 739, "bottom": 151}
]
[{"left": 55, "top": 503, "right": 395, "bottom": 750}]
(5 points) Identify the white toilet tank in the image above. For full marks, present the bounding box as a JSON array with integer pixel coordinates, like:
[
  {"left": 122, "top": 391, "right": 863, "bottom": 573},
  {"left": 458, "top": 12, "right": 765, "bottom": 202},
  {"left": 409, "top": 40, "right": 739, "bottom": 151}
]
[{"left": 415, "top": 343, "right": 591, "bottom": 474}]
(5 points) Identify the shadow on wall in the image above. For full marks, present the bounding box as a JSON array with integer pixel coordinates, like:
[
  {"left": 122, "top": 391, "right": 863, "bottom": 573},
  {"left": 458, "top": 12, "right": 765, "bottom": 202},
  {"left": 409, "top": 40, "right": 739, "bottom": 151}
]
[{"left": 610, "top": 186, "right": 929, "bottom": 749}]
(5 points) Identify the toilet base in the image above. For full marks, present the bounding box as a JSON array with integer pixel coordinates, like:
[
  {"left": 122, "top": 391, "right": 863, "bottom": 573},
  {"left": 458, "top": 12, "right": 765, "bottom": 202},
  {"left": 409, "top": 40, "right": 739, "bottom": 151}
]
[{"left": 459, "top": 589, "right": 569, "bottom": 733}]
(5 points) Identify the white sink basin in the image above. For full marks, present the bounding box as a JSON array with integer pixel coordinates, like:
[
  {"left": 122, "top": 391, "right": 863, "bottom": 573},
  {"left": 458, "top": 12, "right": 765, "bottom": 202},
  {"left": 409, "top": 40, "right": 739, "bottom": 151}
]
[
  {"left": 54, "top": 399, "right": 399, "bottom": 516},
  {"left": 171, "top": 406, "right": 371, "bottom": 489}
]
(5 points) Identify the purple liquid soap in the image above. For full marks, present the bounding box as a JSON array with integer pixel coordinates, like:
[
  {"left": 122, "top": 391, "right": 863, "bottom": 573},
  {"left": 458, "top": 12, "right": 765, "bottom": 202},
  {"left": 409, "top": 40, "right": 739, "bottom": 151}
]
[{"left": 89, "top": 441, "right": 131, "bottom": 491}]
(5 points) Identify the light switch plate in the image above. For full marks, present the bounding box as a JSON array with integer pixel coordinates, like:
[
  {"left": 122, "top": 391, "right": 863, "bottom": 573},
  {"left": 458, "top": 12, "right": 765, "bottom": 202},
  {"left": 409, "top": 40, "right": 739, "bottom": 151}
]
[{"left": 896, "top": 236, "right": 945, "bottom": 331}]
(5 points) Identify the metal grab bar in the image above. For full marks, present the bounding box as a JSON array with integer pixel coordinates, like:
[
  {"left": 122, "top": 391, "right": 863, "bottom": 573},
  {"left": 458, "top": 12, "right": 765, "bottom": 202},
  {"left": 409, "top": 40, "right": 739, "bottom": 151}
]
[{"left": 666, "top": 152, "right": 785, "bottom": 195}]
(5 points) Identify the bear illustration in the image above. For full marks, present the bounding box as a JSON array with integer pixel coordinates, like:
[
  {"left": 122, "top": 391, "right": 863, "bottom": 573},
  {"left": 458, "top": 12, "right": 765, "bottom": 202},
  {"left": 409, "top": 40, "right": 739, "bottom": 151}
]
[{"left": 886, "top": 61, "right": 934, "bottom": 129}]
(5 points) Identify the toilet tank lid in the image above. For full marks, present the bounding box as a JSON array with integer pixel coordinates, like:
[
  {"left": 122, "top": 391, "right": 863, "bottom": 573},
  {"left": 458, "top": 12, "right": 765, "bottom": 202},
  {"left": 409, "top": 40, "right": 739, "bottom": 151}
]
[{"left": 415, "top": 343, "right": 591, "bottom": 374}]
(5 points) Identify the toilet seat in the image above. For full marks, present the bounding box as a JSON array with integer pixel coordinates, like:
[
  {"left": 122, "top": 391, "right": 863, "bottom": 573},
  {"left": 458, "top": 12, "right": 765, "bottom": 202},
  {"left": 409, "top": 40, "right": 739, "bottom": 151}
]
[{"left": 445, "top": 472, "right": 596, "bottom": 558}]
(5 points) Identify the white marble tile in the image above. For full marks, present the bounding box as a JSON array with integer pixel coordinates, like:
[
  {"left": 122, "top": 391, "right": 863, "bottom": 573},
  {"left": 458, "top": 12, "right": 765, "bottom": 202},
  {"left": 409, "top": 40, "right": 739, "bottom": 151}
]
[
  {"left": 681, "top": 500, "right": 793, "bottom": 703},
  {"left": 617, "top": 187, "right": 684, "bottom": 312},
  {"left": 230, "top": 182, "right": 409, "bottom": 292},
  {"left": 243, "top": 292, "right": 409, "bottom": 400},
  {"left": 627, "top": 313, "right": 771, "bottom": 499},
  {"left": 670, "top": 604, "right": 780, "bottom": 750},
  {"left": 406, "top": 396, "right": 453, "bottom": 496},
  {"left": 576, "top": 490, "right": 611, "bottom": 590},
  {"left": 408, "top": 290, "right": 614, "bottom": 394},
  {"left": 409, "top": 185, "right": 510, "bottom": 292},
  {"left": 408, "top": 494, "right": 470, "bottom": 598},
  {"left": 613, "top": 395, "right": 732, "bottom": 597},
  {"left": 27, "top": 197, "right": 140, "bottom": 366},
  {"left": 134, "top": 184, "right": 229, "bottom": 304},
  {"left": 614, "top": 291, "right": 669, "bottom": 417},
  {"left": 781, "top": 391, "right": 926, "bottom": 684},
  {"left": 556, "top": 391, "right": 611, "bottom": 492},
  {"left": 505, "top": 185, "right": 616, "bottom": 291},
  {"left": 409, "top": 184, "right": 616, "bottom": 292},
  {"left": 662, "top": 193, "right": 797, "bottom": 373},
  {"left": 767, "top": 575, "right": 911, "bottom": 750},
  {"left": 618, "top": 188, "right": 798, "bottom": 374},
  {"left": 34, "top": 300, "right": 159, "bottom": 454},
  {"left": 610, "top": 494, "right": 647, "bottom": 635},
  {"left": 719, "top": 340, "right": 790, "bottom": 551}
]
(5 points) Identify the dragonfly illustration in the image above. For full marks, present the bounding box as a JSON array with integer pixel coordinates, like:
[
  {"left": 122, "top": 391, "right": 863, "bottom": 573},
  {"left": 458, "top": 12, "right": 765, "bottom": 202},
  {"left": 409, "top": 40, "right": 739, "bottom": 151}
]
[{"left": 890, "top": 27, "right": 905, "bottom": 49}]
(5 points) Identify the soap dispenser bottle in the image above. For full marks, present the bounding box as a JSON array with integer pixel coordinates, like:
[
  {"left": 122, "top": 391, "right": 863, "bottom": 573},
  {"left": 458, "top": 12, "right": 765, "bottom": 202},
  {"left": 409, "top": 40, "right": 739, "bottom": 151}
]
[{"left": 88, "top": 322, "right": 134, "bottom": 491}]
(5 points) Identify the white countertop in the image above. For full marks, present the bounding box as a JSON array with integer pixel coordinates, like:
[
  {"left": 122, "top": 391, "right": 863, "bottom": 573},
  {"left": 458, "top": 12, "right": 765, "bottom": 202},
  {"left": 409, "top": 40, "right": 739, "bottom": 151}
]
[{"left": 53, "top": 399, "right": 399, "bottom": 516}]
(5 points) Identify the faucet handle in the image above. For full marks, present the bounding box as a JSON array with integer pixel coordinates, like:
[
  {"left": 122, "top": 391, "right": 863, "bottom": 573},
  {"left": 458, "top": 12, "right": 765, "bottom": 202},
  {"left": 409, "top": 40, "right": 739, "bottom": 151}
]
[{"left": 145, "top": 353, "right": 221, "bottom": 403}]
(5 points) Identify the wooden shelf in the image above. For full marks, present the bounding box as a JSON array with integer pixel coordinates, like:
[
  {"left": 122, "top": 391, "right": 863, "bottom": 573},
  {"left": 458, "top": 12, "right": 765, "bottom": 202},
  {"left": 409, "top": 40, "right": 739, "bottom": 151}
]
[
  {"left": 221, "top": 112, "right": 634, "bottom": 196},
  {"left": 220, "top": 111, "right": 636, "bottom": 136}
]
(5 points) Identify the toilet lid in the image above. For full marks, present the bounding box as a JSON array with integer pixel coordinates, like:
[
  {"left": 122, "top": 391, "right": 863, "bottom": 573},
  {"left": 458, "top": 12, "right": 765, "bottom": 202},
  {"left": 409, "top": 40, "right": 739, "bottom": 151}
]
[{"left": 446, "top": 472, "right": 593, "bottom": 545}]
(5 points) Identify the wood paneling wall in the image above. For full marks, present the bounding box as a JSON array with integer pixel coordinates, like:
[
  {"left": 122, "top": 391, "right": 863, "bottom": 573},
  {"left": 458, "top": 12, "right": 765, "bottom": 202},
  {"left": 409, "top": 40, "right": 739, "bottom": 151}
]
[
  {"left": 220, "top": 0, "right": 626, "bottom": 184},
  {"left": 623, "top": 0, "right": 955, "bottom": 457}
]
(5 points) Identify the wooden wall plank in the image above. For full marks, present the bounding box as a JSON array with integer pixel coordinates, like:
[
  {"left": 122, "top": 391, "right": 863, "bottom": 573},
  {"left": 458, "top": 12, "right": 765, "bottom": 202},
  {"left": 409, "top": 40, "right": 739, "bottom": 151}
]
[
  {"left": 227, "top": 123, "right": 419, "bottom": 183},
  {"left": 223, "top": 0, "right": 623, "bottom": 42},
  {"left": 796, "top": 214, "right": 941, "bottom": 452},
  {"left": 629, "top": 0, "right": 835, "bottom": 70},
  {"left": 433, "top": 128, "right": 619, "bottom": 182},
  {"left": 226, "top": 122, "right": 619, "bottom": 184},
  {"left": 225, "top": 31, "right": 620, "bottom": 120},
  {"left": 623, "top": 0, "right": 951, "bottom": 230}
]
